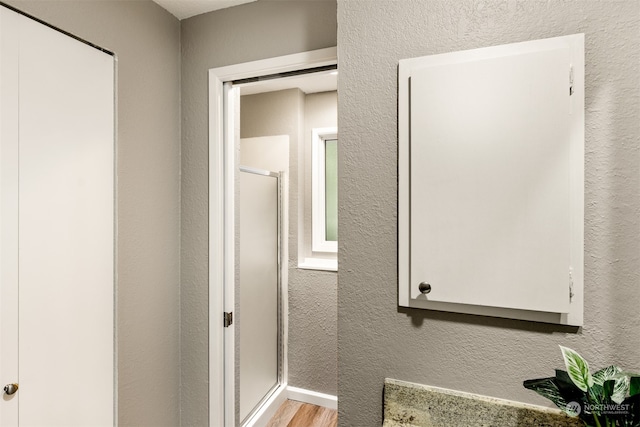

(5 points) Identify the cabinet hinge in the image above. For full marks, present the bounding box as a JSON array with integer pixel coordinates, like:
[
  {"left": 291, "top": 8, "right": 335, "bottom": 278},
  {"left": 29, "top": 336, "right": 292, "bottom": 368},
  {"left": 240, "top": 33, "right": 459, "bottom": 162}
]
[
  {"left": 223, "top": 312, "right": 233, "bottom": 328},
  {"left": 569, "top": 65, "right": 574, "bottom": 96},
  {"left": 569, "top": 268, "right": 574, "bottom": 302}
]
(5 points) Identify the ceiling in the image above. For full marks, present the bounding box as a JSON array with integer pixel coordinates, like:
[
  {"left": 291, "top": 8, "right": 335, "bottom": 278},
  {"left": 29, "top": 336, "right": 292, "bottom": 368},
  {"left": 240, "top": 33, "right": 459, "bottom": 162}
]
[{"left": 152, "top": 0, "right": 258, "bottom": 20}]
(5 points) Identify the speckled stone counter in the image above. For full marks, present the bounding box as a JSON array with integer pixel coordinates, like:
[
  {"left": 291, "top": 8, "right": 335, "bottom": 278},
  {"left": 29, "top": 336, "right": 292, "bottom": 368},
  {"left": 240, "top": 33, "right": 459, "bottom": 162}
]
[{"left": 383, "top": 378, "right": 583, "bottom": 427}]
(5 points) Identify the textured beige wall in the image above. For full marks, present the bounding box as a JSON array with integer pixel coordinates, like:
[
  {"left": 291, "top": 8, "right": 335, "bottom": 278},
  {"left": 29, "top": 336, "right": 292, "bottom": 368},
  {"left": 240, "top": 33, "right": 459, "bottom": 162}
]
[
  {"left": 181, "top": 2, "right": 337, "bottom": 425},
  {"left": 3, "top": 1, "right": 181, "bottom": 426},
  {"left": 337, "top": 1, "right": 640, "bottom": 425}
]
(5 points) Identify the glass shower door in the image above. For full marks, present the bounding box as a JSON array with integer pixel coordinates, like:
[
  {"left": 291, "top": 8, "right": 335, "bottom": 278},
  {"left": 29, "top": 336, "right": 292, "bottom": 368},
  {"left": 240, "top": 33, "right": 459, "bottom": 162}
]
[{"left": 238, "top": 166, "right": 282, "bottom": 424}]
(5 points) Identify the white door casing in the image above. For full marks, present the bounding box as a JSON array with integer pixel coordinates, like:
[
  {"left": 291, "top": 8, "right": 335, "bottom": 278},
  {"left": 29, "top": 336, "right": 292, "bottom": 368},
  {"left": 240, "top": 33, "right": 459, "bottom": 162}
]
[{"left": 208, "top": 47, "right": 336, "bottom": 427}]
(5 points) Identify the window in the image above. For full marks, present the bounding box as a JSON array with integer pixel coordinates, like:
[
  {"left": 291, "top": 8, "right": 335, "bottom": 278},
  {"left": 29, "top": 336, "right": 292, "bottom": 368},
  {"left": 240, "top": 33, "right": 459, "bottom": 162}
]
[
  {"left": 312, "top": 128, "right": 338, "bottom": 253},
  {"left": 298, "top": 89, "right": 338, "bottom": 272},
  {"left": 299, "top": 125, "right": 338, "bottom": 271}
]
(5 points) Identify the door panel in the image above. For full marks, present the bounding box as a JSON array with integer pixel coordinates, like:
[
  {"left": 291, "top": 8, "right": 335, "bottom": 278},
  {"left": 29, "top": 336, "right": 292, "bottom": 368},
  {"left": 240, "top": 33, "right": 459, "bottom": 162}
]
[
  {"left": 1, "top": 6, "right": 115, "bottom": 426},
  {"left": 409, "top": 48, "right": 571, "bottom": 313},
  {"left": 239, "top": 170, "right": 279, "bottom": 423}
]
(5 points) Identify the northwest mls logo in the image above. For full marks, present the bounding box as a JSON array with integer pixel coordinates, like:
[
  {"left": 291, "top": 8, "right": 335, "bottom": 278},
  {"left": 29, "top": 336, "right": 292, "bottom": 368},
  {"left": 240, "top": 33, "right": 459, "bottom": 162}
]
[
  {"left": 566, "top": 401, "right": 582, "bottom": 416},
  {"left": 566, "top": 401, "right": 631, "bottom": 417}
]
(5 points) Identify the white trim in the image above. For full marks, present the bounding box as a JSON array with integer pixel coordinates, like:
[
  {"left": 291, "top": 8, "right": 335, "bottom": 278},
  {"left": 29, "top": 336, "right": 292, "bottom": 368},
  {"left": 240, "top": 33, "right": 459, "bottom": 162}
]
[
  {"left": 280, "top": 175, "right": 290, "bottom": 407},
  {"left": 208, "top": 47, "right": 337, "bottom": 427},
  {"left": 239, "top": 385, "right": 339, "bottom": 427},
  {"left": 566, "top": 34, "right": 585, "bottom": 328},
  {"left": 112, "top": 51, "right": 120, "bottom": 427},
  {"left": 223, "top": 82, "right": 238, "bottom": 427},
  {"left": 298, "top": 258, "right": 338, "bottom": 272},
  {"left": 311, "top": 127, "right": 338, "bottom": 254},
  {"left": 209, "top": 47, "right": 337, "bottom": 83},
  {"left": 208, "top": 68, "right": 225, "bottom": 427},
  {"left": 286, "top": 387, "right": 338, "bottom": 410},
  {"left": 243, "top": 384, "right": 289, "bottom": 427}
]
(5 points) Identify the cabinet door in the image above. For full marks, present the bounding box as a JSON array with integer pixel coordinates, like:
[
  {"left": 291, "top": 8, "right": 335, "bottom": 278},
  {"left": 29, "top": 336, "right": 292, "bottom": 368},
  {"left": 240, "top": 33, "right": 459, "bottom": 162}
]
[
  {"left": 398, "top": 35, "right": 584, "bottom": 325},
  {"left": 1, "top": 6, "right": 115, "bottom": 425}
]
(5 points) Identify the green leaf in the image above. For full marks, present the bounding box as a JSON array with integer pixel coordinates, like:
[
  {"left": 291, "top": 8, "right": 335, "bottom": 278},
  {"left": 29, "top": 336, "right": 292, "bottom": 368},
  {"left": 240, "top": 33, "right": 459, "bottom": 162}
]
[
  {"left": 629, "top": 376, "right": 640, "bottom": 397},
  {"left": 611, "top": 375, "right": 630, "bottom": 404},
  {"left": 555, "top": 370, "right": 588, "bottom": 402},
  {"left": 560, "top": 346, "right": 594, "bottom": 392},
  {"left": 523, "top": 377, "right": 571, "bottom": 413},
  {"left": 593, "top": 365, "right": 632, "bottom": 404},
  {"left": 589, "top": 383, "right": 605, "bottom": 403},
  {"left": 603, "top": 379, "right": 615, "bottom": 400},
  {"left": 593, "top": 366, "right": 622, "bottom": 386}
]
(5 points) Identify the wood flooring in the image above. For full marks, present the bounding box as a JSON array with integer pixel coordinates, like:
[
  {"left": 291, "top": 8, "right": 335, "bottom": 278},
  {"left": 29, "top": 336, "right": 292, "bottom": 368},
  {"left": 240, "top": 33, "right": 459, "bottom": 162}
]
[{"left": 266, "top": 400, "right": 337, "bottom": 427}]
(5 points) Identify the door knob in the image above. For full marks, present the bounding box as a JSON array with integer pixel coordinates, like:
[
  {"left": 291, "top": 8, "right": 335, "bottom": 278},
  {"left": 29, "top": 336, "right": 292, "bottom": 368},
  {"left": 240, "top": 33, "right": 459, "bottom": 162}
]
[
  {"left": 418, "top": 282, "right": 432, "bottom": 294},
  {"left": 4, "top": 383, "right": 18, "bottom": 395}
]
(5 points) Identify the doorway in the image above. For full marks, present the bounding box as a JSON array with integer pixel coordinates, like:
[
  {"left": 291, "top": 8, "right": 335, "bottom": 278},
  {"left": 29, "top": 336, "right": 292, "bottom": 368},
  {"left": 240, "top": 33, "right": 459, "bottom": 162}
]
[{"left": 208, "top": 48, "right": 337, "bottom": 427}]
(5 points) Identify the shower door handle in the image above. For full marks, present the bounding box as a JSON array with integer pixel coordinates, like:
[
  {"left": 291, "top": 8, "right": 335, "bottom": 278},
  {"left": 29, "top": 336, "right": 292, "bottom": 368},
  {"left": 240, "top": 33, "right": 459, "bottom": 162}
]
[{"left": 4, "top": 383, "right": 18, "bottom": 395}]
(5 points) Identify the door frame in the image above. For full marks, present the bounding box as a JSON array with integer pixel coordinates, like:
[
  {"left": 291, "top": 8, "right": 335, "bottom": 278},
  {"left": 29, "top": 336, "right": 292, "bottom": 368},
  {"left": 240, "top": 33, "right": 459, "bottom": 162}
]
[{"left": 208, "top": 47, "right": 337, "bottom": 427}]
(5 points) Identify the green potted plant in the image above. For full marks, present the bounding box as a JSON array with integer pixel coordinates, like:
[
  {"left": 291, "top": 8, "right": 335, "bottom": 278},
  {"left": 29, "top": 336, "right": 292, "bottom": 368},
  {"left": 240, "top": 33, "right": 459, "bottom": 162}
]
[{"left": 524, "top": 346, "right": 640, "bottom": 427}]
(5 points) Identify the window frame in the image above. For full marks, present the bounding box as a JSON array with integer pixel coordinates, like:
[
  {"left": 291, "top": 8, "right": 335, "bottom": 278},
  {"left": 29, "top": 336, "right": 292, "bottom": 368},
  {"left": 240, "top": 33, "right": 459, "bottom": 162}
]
[{"left": 311, "top": 127, "right": 338, "bottom": 254}]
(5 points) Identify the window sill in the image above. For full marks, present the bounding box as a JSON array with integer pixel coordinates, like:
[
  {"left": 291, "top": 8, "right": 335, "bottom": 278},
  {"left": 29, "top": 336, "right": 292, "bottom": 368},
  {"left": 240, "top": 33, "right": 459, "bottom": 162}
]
[{"left": 298, "top": 258, "right": 337, "bottom": 272}]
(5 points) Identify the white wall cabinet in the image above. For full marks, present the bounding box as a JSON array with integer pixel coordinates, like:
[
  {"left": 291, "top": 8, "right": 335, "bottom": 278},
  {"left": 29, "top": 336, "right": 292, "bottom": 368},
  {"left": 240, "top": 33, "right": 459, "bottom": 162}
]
[
  {"left": 398, "top": 35, "right": 584, "bottom": 326},
  {"left": 1, "top": 6, "right": 115, "bottom": 425}
]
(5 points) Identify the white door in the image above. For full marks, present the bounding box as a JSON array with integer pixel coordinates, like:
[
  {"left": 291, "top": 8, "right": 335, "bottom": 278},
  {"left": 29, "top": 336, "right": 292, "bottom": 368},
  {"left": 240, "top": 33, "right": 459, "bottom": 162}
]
[{"left": 1, "top": 7, "right": 115, "bottom": 426}]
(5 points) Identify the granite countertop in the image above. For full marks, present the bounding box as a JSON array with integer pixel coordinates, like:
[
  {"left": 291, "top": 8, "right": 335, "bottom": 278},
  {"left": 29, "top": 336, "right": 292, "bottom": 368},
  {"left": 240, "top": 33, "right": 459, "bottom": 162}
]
[{"left": 383, "top": 378, "right": 584, "bottom": 427}]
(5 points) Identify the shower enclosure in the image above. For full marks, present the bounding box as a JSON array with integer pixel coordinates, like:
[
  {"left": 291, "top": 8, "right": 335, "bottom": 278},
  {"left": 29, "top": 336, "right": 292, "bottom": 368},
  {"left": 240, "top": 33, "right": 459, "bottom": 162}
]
[{"left": 238, "top": 166, "right": 284, "bottom": 425}]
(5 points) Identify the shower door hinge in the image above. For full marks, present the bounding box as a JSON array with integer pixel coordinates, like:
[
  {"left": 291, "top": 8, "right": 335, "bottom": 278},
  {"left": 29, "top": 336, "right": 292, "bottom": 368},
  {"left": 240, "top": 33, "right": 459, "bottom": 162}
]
[{"left": 223, "top": 312, "right": 233, "bottom": 328}]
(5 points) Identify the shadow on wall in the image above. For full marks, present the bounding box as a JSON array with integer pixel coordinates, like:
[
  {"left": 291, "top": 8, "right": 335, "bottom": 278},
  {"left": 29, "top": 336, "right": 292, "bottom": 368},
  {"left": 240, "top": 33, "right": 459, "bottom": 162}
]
[{"left": 399, "top": 306, "right": 580, "bottom": 335}]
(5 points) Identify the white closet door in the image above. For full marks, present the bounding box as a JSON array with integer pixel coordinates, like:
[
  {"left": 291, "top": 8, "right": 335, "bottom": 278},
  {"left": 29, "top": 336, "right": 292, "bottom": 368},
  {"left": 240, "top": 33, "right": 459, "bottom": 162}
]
[{"left": 1, "top": 6, "right": 115, "bottom": 426}]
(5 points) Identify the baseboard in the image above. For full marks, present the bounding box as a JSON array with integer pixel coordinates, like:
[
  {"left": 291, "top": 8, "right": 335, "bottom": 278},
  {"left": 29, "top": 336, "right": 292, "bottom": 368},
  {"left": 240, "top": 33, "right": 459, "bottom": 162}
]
[
  {"left": 244, "top": 384, "right": 288, "bottom": 427},
  {"left": 286, "top": 386, "right": 338, "bottom": 410}
]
